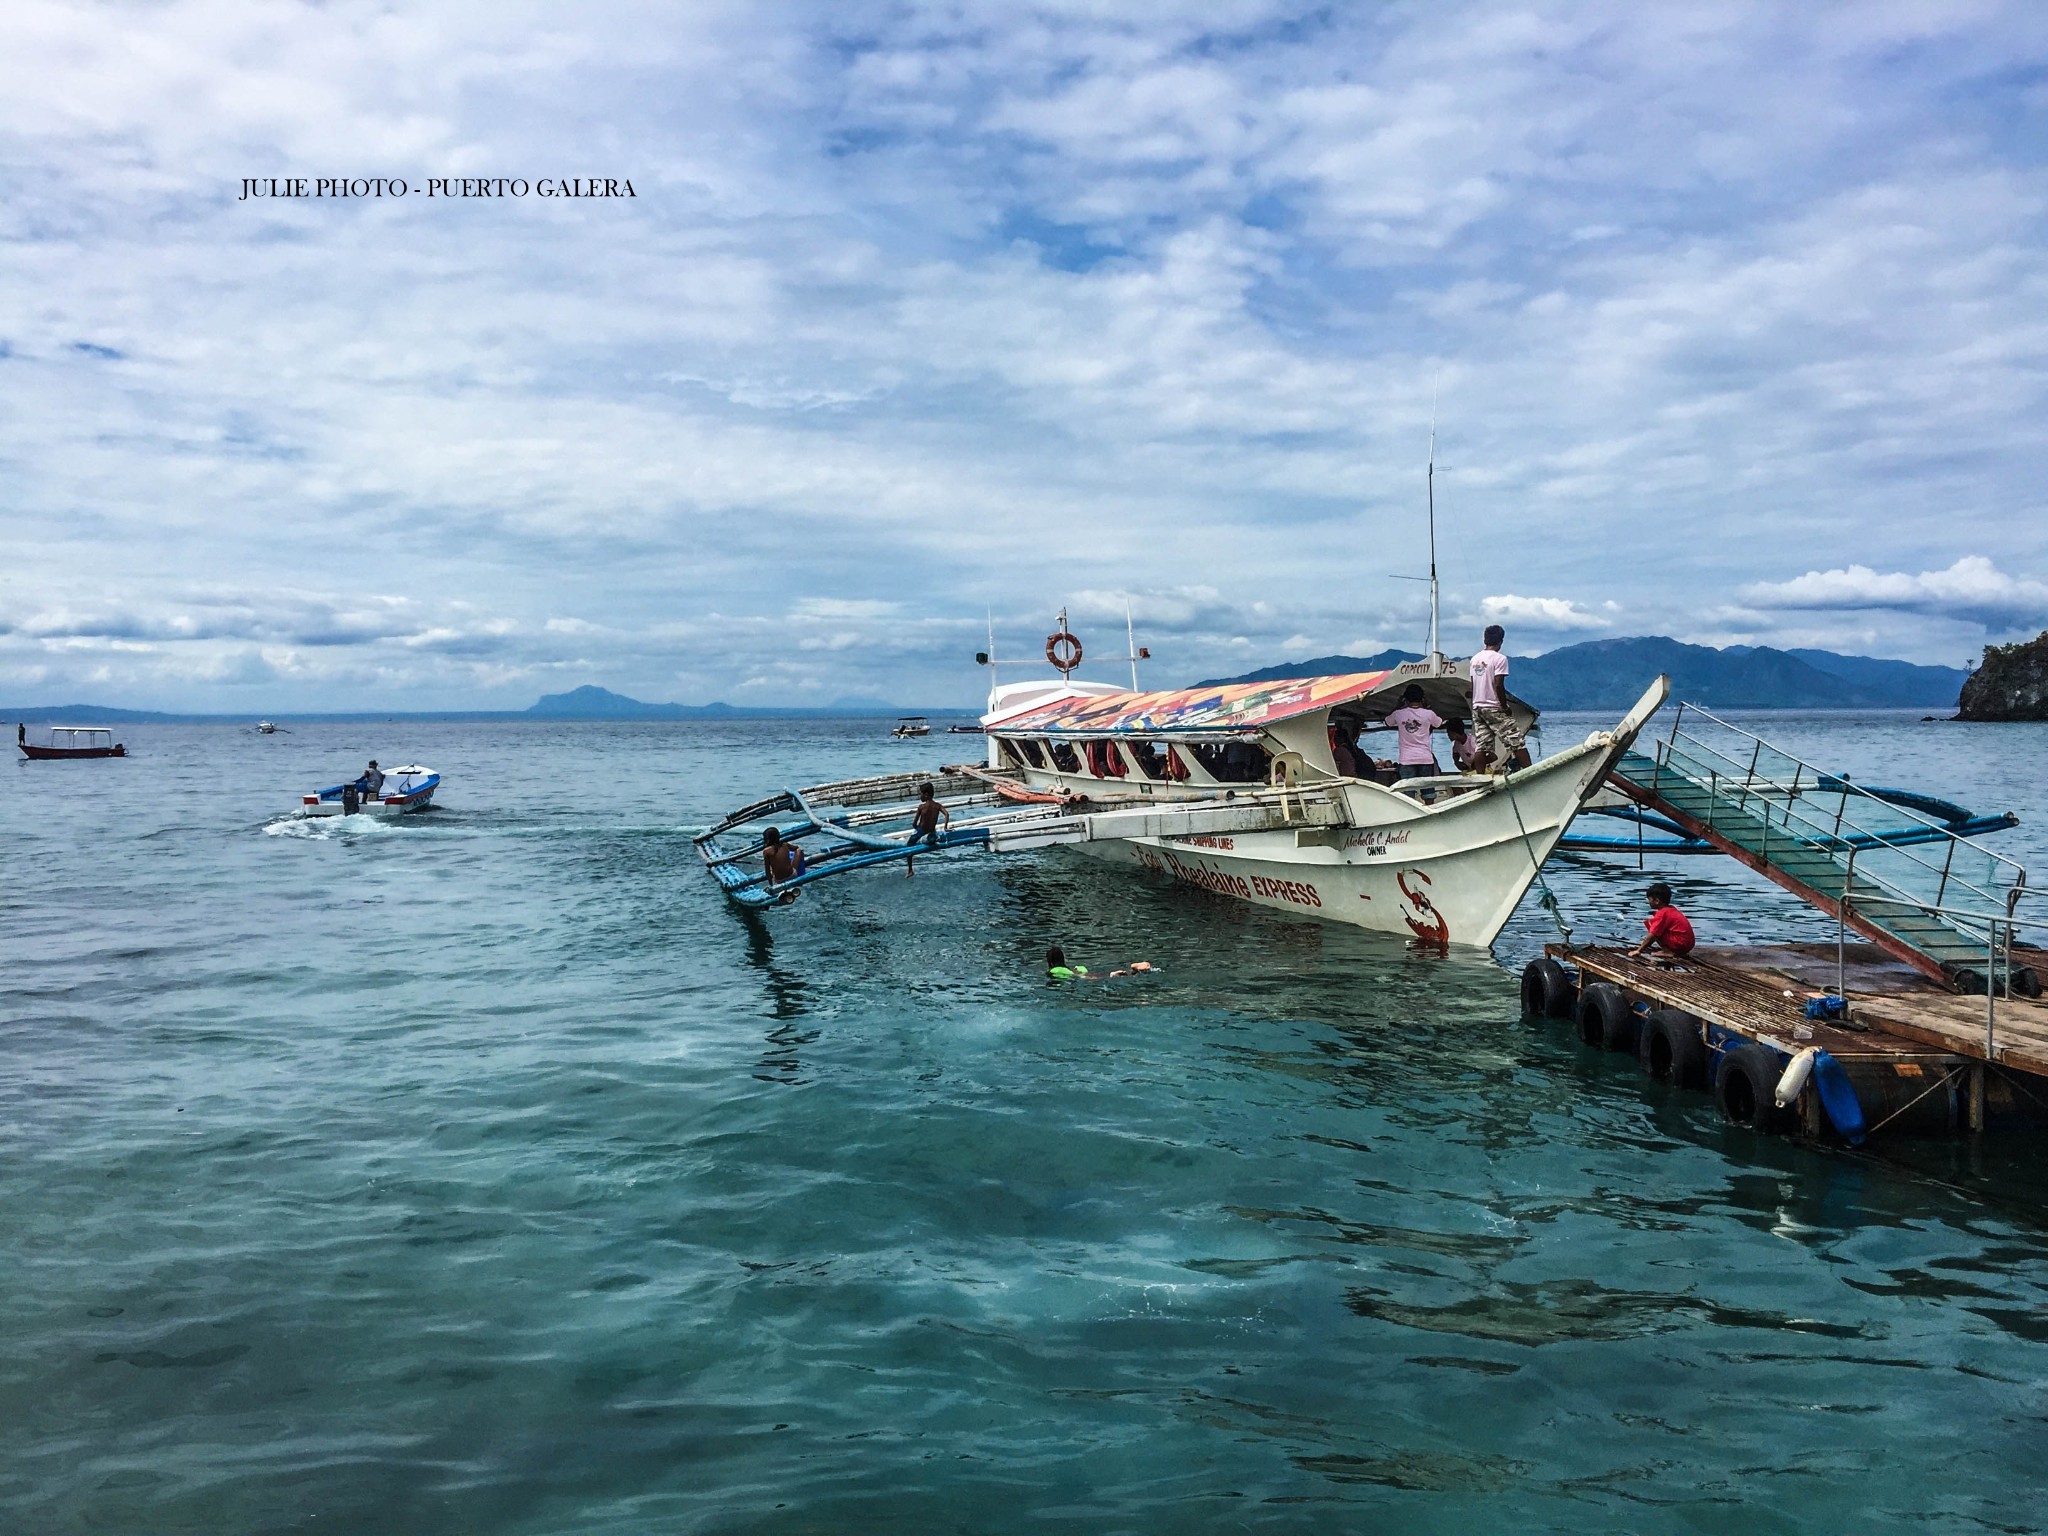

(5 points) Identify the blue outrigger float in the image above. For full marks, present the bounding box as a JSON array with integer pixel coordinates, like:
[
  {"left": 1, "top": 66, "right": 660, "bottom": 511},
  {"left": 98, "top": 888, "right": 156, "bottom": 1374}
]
[{"left": 1560, "top": 780, "right": 2018, "bottom": 856}]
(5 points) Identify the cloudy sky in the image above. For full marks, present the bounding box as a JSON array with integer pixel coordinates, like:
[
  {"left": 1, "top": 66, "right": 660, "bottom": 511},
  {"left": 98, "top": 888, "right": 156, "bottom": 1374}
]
[{"left": 5, "top": 1, "right": 2047, "bottom": 710}]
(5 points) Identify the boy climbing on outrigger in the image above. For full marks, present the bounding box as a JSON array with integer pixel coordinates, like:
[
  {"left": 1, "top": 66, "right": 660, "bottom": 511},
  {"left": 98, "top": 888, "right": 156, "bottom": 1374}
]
[{"left": 904, "top": 781, "right": 949, "bottom": 876}]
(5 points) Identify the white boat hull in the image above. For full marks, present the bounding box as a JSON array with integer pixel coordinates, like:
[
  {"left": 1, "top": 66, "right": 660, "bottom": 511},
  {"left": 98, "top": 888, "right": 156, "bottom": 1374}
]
[
  {"left": 300, "top": 788, "right": 437, "bottom": 818},
  {"left": 299, "top": 767, "right": 441, "bottom": 818},
  {"left": 1068, "top": 807, "right": 1553, "bottom": 948},
  {"left": 1057, "top": 712, "right": 1649, "bottom": 949}
]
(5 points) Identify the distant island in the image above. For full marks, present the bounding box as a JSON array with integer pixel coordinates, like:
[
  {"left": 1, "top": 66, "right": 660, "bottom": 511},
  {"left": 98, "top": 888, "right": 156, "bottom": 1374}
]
[
  {"left": 7, "top": 636, "right": 1983, "bottom": 721},
  {"left": 1957, "top": 631, "right": 2048, "bottom": 721},
  {"left": 524, "top": 685, "right": 938, "bottom": 719},
  {"left": 3, "top": 687, "right": 949, "bottom": 724},
  {"left": 1197, "top": 636, "right": 1970, "bottom": 711}
]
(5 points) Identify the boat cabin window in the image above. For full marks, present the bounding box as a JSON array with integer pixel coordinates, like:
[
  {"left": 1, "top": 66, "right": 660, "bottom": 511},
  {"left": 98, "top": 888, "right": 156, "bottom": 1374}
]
[
  {"left": 1009, "top": 738, "right": 1046, "bottom": 769},
  {"left": 1048, "top": 740, "right": 1082, "bottom": 774},
  {"left": 1083, "top": 740, "right": 1126, "bottom": 778},
  {"left": 1125, "top": 739, "right": 1168, "bottom": 780},
  {"left": 1188, "top": 739, "right": 1270, "bottom": 784}
]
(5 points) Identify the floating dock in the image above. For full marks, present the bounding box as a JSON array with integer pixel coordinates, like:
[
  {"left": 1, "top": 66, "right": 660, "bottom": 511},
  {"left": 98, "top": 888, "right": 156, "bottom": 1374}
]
[
  {"left": 1529, "top": 944, "right": 2048, "bottom": 1140},
  {"left": 1529, "top": 704, "right": 2044, "bottom": 1142}
]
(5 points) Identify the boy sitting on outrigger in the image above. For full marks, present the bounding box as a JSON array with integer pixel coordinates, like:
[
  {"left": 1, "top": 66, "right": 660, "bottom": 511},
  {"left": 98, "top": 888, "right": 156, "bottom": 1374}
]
[
  {"left": 761, "top": 826, "right": 806, "bottom": 903},
  {"left": 903, "top": 781, "right": 950, "bottom": 877}
]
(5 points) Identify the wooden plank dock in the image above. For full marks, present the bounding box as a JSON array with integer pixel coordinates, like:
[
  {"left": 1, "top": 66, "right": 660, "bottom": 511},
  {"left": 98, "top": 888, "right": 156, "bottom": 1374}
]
[{"left": 1533, "top": 942, "right": 2048, "bottom": 1140}]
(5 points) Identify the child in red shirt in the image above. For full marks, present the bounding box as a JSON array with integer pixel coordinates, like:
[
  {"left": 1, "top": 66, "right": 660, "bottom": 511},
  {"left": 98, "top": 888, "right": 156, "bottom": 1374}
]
[{"left": 1630, "top": 883, "right": 1695, "bottom": 958}]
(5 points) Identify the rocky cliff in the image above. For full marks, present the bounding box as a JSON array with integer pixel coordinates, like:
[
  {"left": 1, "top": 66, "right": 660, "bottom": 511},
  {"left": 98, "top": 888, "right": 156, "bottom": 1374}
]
[{"left": 1957, "top": 631, "right": 2048, "bottom": 722}]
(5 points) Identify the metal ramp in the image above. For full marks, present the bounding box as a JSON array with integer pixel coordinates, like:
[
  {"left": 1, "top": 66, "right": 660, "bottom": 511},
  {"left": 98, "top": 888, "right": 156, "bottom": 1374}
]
[{"left": 1608, "top": 704, "right": 2032, "bottom": 994}]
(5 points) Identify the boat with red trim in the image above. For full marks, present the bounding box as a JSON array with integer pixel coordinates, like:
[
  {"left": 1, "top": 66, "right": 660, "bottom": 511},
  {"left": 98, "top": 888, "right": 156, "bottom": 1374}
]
[{"left": 18, "top": 726, "right": 126, "bottom": 760}]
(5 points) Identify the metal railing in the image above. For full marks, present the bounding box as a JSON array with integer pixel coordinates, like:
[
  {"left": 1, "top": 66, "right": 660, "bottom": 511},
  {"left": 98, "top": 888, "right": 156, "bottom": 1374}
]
[
  {"left": 1834, "top": 883, "right": 2042, "bottom": 1060},
  {"left": 1652, "top": 704, "right": 2025, "bottom": 956}
]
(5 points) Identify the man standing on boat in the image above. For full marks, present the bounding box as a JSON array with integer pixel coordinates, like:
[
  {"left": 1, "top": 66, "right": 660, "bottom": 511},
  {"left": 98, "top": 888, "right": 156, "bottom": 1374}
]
[
  {"left": 1470, "top": 625, "right": 1529, "bottom": 774},
  {"left": 1384, "top": 684, "right": 1446, "bottom": 780}
]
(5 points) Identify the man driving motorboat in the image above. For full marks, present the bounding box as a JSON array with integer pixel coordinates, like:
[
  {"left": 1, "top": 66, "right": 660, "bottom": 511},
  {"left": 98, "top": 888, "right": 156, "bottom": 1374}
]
[{"left": 353, "top": 759, "right": 385, "bottom": 799}]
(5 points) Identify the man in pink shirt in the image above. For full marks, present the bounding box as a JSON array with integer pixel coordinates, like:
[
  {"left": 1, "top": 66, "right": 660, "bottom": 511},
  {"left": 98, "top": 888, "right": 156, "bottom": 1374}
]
[
  {"left": 1469, "top": 624, "right": 1530, "bottom": 774},
  {"left": 1382, "top": 684, "right": 1446, "bottom": 782}
]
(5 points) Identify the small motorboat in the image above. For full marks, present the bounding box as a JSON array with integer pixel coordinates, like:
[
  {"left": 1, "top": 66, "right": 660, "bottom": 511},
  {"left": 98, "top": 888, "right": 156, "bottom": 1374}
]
[
  {"left": 946, "top": 723, "right": 986, "bottom": 734},
  {"left": 256, "top": 721, "right": 278, "bottom": 734},
  {"left": 19, "top": 725, "right": 126, "bottom": 760},
  {"left": 300, "top": 765, "right": 441, "bottom": 817},
  {"left": 891, "top": 716, "right": 931, "bottom": 739}
]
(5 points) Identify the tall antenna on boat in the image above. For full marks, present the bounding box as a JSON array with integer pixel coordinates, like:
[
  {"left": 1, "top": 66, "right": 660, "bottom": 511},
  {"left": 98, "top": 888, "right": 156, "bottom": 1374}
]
[
  {"left": 975, "top": 608, "right": 1003, "bottom": 711},
  {"left": 1125, "top": 600, "right": 1140, "bottom": 690},
  {"left": 1426, "top": 392, "right": 1441, "bottom": 667}
]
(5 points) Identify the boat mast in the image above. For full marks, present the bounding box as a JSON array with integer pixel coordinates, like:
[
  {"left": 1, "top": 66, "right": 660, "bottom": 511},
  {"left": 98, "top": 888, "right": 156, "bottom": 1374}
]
[
  {"left": 985, "top": 608, "right": 998, "bottom": 708},
  {"left": 1426, "top": 400, "right": 1442, "bottom": 668},
  {"left": 1125, "top": 601, "right": 1141, "bottom": 690}
]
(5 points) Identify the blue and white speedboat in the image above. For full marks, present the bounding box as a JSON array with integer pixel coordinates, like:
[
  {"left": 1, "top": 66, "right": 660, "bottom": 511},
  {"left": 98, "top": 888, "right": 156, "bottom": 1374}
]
[{"left": 300, "top": 765, "right": 441, "bottom": 817}]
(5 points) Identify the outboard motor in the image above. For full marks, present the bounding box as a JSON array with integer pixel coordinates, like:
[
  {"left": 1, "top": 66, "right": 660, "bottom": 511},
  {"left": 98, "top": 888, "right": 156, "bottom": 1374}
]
[{"left": 341, "top": 784, "right": 360, "bottom": 816}]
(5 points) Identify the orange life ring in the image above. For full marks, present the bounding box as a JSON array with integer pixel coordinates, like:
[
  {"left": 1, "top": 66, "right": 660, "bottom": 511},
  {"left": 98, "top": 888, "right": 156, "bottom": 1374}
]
[{"left": 1045, "top": 630, "right": 1084, "bottom": 671}]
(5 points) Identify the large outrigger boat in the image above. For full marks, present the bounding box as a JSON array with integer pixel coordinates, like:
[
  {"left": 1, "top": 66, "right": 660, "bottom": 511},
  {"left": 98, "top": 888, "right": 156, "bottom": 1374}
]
[{"left": 699, "top": 615, "right": 1668, "bottom": 949}]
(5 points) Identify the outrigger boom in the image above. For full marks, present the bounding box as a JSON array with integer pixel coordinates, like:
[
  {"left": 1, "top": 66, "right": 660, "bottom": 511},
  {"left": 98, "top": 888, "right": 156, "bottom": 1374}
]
[
  {"left": 696, "top": 770, "right": 1367, "bottom": 909},
  {"left": 697, "top": 771, "right": 1018, "bottom": 907}
]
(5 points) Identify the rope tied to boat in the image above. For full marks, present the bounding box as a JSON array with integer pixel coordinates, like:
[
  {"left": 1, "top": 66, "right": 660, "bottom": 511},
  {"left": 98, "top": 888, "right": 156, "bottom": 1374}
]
[{"left": 1505, "top": 775, "right": 1575, "bottom": 951}]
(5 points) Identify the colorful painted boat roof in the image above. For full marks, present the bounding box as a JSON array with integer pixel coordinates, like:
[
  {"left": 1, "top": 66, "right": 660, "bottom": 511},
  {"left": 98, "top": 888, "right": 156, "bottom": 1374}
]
[{"left": 991, "top": 670, "right": 1399, "bottom": 736}]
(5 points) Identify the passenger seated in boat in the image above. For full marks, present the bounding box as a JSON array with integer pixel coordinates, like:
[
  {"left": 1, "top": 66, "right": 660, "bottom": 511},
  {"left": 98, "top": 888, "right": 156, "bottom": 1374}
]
[
  {"left": 1328, "top": 722, "right": 1367, "bottom": 779},
  {"left": 1127, "top": 740, "right": 1168, "bottom": 779},
  {"left": 762, "top": 826, "right": 806, "bottom": 895},
  {"left": 1629, "top": 883, "right": 1695, "bottom": 959},
  {"left": 904, "top": 782, "right": 950, "bottom": 877},
  {"left": 1190, "top": 740, "right": 1270, "bottom": 783},
  {"left": 1445, "top": 719, "right": 1478, "bottom": 772}
]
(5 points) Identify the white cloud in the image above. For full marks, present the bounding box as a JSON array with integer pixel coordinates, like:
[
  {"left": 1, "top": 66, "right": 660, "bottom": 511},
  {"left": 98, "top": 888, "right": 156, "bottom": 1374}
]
[
  {"left": 1742, "top": 556, "right": 2048, "bottom": 629},
  {"left": 5, "top": 1, "right": 2048, "bottom": 706},
  {"left": 1478, "top": 594, "right": 1613, "bottom": 631}
]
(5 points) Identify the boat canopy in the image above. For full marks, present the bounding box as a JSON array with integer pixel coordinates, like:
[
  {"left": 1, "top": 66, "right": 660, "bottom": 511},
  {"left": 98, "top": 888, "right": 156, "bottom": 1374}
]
[{"left": 990, "top": 671, "right": 1401, "bottom": 738}]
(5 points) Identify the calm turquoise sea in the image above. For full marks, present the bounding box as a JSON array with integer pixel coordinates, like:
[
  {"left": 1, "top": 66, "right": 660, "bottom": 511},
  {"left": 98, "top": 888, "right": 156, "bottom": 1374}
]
[{"left": 5, "top": 711, "right": 2047, "bottom": 1534}]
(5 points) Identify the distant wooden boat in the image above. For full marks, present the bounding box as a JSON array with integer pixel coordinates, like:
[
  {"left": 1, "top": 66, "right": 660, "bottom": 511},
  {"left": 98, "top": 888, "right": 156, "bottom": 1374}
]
[
  {"left": 19, "top": 726, "right": 126, "bottom": 760},
  {"left": 891, "top": 716, "right": 931, "bottom": 739}
]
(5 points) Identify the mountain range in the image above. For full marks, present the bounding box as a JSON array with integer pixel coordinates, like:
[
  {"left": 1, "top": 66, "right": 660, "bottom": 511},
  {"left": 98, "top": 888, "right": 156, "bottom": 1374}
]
[
  {"left": 7, "top": 639, "right": 1969, "bottom": 721},
  {"left": 1195, "top": 636, "right": 1968, "bottom": 711},
  {"left": 524, "top": 685, "right": 934, "bottom": 719}
]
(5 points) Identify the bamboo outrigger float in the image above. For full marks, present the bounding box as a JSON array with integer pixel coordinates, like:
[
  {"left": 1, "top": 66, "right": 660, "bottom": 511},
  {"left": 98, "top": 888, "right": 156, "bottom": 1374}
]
[{"left": 697, "top": 616, "right": 1671, "bottom": 947}]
